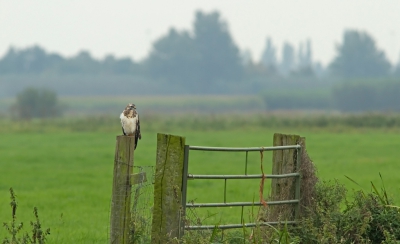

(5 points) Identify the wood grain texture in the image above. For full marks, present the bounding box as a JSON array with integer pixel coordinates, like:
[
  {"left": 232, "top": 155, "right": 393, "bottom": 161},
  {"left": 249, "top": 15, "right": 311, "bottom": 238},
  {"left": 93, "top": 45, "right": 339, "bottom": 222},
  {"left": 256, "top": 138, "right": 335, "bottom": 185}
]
[
  {"left": 270, "top": 133, "right": 300, "bottom": 221},
  {"left": 151, "top": 133, "right": 186, "bottom": 244},
  {"left": 110, "top": 136, "right": 135, "bottom": 244}
]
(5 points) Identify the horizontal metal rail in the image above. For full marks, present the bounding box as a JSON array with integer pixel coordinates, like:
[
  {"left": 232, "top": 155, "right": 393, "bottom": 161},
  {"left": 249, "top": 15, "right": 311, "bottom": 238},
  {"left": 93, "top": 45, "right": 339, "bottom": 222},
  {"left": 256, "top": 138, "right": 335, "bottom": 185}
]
[
  {"left": 188, "top": 145, "right": 300, "bottom": 152},
  {"left": 182, "top": 144, "right": 302, "bottom": 235},
  {"left": 188, "top": 172, "right": 299, "bottom": 180},
  {"left": 186, "top": 221, "right": 297, "bottom": 230},
  {"left": 186, "top": 199, "right": 299, "bottom": 208}
]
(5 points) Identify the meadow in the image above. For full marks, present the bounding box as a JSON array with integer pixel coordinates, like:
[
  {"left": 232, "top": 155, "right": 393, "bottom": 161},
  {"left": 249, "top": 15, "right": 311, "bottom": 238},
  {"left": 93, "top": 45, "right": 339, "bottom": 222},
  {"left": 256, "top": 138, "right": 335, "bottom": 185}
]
[{"left": 1, "top": 114, "right": 400, "bottom": 243}]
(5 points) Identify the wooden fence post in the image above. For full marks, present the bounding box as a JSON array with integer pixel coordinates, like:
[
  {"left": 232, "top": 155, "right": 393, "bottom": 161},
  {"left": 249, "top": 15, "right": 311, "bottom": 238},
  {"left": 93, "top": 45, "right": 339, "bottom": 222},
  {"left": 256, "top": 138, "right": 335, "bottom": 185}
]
[
  {"left": 151, "top": 133, "right": 186, "bottom": 244},
  {"left": 270, "top": 133, "right": 301, "bottom": 221},
  {"left": 110, "top": 136, "right": 135, "bottom": 244}
]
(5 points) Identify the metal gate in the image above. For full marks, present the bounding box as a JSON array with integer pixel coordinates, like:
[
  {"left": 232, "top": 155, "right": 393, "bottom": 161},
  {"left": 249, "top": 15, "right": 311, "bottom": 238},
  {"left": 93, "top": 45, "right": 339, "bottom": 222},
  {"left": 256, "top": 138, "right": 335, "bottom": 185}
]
[{"left": 180, "top": 144, "right": 302, "bottom": 233}]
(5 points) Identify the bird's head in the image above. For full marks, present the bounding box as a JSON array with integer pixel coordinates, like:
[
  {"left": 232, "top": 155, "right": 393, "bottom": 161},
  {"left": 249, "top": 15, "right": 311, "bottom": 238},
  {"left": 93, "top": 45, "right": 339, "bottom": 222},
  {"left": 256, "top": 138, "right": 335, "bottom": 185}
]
[{"left": 126, "top": 103, "right": 137, "bottom": 110}]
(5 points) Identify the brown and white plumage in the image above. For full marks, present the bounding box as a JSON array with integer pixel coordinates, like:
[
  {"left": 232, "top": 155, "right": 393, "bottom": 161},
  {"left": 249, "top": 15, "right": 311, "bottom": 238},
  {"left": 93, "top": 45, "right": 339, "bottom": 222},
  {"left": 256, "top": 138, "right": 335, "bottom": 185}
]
[{"left": 120, "top": 103, "right": 141, "bottom": 149}]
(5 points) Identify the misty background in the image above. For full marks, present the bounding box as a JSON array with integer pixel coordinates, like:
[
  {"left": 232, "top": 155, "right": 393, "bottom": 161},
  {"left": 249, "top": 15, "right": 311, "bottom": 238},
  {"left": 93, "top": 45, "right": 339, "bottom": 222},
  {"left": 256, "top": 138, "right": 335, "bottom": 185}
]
[{"left": 1, "top": 4, "right": 400, "bottom": 116}]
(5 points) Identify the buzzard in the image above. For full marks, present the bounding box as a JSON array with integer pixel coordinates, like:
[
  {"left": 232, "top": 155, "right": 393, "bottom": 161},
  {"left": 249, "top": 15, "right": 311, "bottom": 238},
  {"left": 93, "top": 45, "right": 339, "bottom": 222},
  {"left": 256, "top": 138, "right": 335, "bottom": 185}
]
[{"left": 120, "top": 103, "right": 141, "bottom": 149}]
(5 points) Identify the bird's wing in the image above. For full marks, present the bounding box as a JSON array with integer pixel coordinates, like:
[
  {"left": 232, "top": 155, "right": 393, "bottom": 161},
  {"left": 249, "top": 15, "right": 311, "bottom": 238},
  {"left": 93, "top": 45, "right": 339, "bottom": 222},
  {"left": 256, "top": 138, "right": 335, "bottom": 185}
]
[
  {"left": 136, "top": 114, "right": 141, "bottom": 139},
  {"left": 133, "top": 114, "right": 140, "bottom": 149},
  {"left": 120, "top": 112, "right": 127, "bottom": 135}
]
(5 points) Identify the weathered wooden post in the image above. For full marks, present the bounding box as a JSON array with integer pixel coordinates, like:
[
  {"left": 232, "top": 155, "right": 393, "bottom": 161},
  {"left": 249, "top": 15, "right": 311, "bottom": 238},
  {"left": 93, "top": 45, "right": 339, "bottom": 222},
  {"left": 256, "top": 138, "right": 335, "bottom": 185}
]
[
  {"left": 151, "top": 133, "right": 186, "bottom": 243},
  {"left": 110, "top": 136, "right": 135, "bottom": 244},
  {"left": 270, "top": 133, "right": 301, "bottom": 221}
]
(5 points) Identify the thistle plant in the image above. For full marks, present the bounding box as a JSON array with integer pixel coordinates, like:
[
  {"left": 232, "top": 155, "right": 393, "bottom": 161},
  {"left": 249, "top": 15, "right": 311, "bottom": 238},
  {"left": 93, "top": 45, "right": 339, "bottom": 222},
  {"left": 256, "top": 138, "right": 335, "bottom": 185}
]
[{"left": 2, "top": 188, "right": 50, "bottom": 244}]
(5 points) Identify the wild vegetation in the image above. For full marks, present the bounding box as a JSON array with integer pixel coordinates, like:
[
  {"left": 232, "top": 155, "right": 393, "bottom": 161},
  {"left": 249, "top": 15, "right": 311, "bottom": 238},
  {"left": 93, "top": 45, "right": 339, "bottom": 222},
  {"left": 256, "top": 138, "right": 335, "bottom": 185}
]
[
  {"left": 291, "top": 178, "right": 400, "bottom": 243},
  {"left": 2, "top": 188, "right": 50, "bottom": 244}
]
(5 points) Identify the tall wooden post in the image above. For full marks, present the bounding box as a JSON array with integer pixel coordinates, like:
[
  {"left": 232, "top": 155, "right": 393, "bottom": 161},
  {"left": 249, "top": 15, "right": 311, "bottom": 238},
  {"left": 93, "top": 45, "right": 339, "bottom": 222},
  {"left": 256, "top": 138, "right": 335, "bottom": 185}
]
[
  {"left": 151, "top": 133, "right": 186, "bottom": 244},
  {"left": 270, "top": 133, "right": 301, "bottom": 221},
  {"left": 110, "top": 136, "right": 135, "bottom": 244}
]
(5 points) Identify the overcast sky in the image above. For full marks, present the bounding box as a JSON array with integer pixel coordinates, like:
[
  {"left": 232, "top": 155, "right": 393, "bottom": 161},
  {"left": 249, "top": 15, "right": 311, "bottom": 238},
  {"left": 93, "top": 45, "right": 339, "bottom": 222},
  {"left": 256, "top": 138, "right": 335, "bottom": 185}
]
[{"left": 1, "top": 0, "right": 399, "bottom": 66}]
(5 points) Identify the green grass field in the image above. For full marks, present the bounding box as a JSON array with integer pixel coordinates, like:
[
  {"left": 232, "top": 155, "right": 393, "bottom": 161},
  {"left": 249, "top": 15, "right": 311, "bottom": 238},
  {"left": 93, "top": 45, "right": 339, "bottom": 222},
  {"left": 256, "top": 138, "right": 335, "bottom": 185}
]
[{"left": 1, "top": 119, "right": 400, "bottom": 243}]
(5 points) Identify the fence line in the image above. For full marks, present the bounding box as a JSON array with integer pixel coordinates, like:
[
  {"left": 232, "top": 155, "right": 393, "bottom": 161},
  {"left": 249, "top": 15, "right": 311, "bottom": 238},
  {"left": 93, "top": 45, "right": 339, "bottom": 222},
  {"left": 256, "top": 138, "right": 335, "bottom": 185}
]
[{"left": 109, "top": 133, "right": 306, "bottom": 243}]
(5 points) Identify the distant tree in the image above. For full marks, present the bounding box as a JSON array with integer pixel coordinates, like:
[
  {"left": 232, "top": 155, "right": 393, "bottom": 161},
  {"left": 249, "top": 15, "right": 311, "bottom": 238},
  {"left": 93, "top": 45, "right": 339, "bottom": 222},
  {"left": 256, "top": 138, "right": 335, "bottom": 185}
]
[
  {"left": 298, "top": 42, "right": 305, "bottom": 67},
  {"left": 60, "top": 51, "right": 101, "bottom": 74},
  {"left": 329, "top": 30, "right": 391, "bottom": 78},
  {"left": 260, "top": 37, "right": 277, "bottom": 68},
  {"left": 193, "top": 11, "right": 244, "bottom": 86},
  {"left": 280, "top": 42, "right": 295, "bottom": 76},
  {"left": 0, "top": 47, "right": 19, "bottom": 73},
  {"left": 145, "top": 28, "right": 200, "bottom": 84},
  {"left": 102, "top": 55, "right": 137, "bottom": 74},
  {"left": 0, "top": 46, "right": 139, "bottom": 75},
  {"left": 394, "top": 53, "right": 400, "bottom": 77},
  {"left": 313, "top": 62, "right": 325, "bottom": 77},
  {"left": 298, "top": 39, "right": 313, "bottom": 68},
  {"left": 0, "top": 46, "right": 64, "bottom": 74},
  {"left": 294, "top": 39, "right": 315, "bottom": 77},
  {"left": 240, "top": 49, "right": 253, "bottom": 65},
  {"left": 13, "top": 87, "right": 62, "bottom": 119},
  {"left": 145, "top": 11, "right": 243, "bottom": 92}
]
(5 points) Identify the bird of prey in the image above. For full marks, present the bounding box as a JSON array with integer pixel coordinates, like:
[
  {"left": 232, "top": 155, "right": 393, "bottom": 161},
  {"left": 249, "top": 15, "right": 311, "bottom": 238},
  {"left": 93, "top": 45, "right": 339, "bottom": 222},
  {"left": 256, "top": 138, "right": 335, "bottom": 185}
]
[{"left": 120, "top": 103, "right": 141, "bottom": 149}]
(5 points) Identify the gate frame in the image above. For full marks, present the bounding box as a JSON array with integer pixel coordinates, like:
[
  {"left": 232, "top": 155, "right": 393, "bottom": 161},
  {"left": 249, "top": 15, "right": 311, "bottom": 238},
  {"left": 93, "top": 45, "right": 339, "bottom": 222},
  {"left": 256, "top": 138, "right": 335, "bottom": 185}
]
[{"left": 180, "top": 144, "right": 302, "bottom": 236}]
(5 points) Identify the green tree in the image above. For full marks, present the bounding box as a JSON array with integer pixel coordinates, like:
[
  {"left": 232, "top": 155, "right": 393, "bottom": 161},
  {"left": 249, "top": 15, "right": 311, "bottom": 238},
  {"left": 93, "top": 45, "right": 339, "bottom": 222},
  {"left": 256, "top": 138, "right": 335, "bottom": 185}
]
[
  {"left": 0, "top": 46, "right": 64, "bottom": 74},
  {"left": 297, "top": 39, "right": 313, "bottom": 69},
  {"left": 13, "top": 87, "right": 62, "bottom": 119},
  {"left": 145, "top": 28, "right": 200, "bottom": 84},
  {"left": 394, "top": 53, "right": 400, "bottom": 76},
  {"left": 260, "top": 37, "right": 277, "bottom": 68},
  {"left": 59, "top": 51, "right": 101, "bottom": 74},
  {"left": 329, "top": 30, "right": 391, "bottom": 78},
  {"left": 102, "top": 55, "right": 137, "bottom": 74},
  {"left": 280, "top": 42, "right": 295, "bottom": 76},
  {"left": 193, "top": 11, "right": 244, "bottom": 86},
  {"left": 145, "top": 11, "right": 244, "bottom": 92}
]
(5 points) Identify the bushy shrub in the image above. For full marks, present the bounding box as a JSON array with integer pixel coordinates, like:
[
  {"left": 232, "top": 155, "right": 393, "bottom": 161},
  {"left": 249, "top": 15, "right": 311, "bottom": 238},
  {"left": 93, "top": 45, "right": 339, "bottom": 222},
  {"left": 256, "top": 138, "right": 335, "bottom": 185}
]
[
  {"left": 12, "top": 87, "right": 62, "bottom": 119},
  {"left": 292, "top": 179, "right": 400, "bottom": 243}
]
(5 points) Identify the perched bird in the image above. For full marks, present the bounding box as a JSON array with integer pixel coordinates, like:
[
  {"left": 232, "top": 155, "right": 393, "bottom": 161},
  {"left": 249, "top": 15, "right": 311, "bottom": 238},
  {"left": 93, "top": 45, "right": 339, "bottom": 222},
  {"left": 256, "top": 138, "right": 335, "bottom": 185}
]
[{"left": 120, "top": 103, "right": 141, "bottom": 149}]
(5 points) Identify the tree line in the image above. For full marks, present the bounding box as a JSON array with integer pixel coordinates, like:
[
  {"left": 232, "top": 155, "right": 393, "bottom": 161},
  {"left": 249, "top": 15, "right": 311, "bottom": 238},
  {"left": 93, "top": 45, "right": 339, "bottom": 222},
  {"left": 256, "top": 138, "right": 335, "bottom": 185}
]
[{"left": 1, "top": 10, "right": 399, "bottom": 85}]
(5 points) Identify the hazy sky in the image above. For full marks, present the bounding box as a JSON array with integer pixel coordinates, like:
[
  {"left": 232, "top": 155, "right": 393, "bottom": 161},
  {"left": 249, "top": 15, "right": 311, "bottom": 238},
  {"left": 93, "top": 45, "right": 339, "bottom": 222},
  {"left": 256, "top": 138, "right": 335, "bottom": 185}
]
[{"left": 1, "top": 0, "right": 400, "bottom": 66}]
